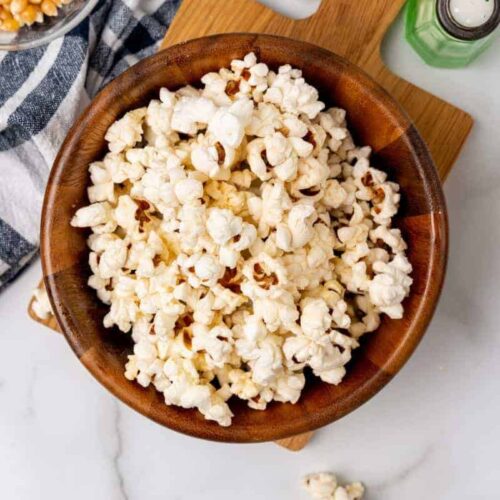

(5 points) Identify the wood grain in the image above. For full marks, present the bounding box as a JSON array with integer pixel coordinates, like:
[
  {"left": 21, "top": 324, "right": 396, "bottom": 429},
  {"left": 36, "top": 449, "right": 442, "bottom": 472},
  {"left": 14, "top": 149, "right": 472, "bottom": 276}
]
[
  {"left": 160, "top": 0, "right": 473, "bottom": 181},
  {"left": 276, "top": 432, "right": 315, "bottom": 451},
  {"left": 36, "top": 35, "right": 447, "bottom": 446}
]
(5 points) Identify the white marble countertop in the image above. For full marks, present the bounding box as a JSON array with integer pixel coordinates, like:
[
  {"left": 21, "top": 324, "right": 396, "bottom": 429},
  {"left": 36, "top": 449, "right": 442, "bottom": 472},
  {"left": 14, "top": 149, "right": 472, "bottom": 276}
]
[{"left": 1, "top": 1, "right": 499, "bottom": 499}]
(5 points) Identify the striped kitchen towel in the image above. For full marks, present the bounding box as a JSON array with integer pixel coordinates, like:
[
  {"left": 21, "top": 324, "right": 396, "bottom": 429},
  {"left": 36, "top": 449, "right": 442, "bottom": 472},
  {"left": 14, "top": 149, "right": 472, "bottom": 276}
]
[{"left": 0, "top": 0, "right": 180, "bottom": 291}]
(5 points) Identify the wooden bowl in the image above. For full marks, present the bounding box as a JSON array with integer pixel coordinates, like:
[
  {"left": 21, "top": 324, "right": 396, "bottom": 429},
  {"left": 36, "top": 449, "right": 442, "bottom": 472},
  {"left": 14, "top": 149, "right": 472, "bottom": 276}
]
[{"left": 41, "top": 34, "right": 447, "bottom": 443}]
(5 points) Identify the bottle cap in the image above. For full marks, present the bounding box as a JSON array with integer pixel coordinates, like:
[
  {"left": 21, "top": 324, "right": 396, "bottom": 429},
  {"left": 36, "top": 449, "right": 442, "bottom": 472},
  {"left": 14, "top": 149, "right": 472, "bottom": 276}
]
[{"left": 438, "top": 0, "right": 500, "bottom": 40}]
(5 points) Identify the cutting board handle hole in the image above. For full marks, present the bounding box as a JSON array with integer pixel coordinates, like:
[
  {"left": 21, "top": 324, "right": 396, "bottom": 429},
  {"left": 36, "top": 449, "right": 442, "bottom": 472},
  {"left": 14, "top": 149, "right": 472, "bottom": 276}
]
[{"left": 258, "top": 0, "right": 321, "bottom": 20}]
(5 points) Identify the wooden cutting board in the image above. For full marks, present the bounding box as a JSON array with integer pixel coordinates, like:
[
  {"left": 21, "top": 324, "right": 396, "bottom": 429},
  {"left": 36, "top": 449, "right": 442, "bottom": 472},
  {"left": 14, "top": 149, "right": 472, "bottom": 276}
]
[{"left": 29, "top": 0, "right": 473, "bottom": 452}]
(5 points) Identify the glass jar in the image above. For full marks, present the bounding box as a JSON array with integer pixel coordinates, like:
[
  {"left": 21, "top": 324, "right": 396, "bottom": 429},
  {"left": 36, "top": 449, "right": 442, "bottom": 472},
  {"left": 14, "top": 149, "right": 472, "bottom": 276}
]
[
  {"left": 0, "top": 0, "right": 98, "bottom": 52},
  {"left": 405, "top": 0, "right": 500, "bottom": 67}
]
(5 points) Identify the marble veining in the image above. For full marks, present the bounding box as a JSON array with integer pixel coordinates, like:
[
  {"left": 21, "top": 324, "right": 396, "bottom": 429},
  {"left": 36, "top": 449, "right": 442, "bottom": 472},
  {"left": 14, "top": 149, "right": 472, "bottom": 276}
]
[
  {"left": 371, "top": 444, "right": 436, "bottom": 494},
  {"left": 112, "top": 401, "right": 129, "bottom": 500},
  {"left": 23, "top": 365, "right": 38, "bottom": 419}
]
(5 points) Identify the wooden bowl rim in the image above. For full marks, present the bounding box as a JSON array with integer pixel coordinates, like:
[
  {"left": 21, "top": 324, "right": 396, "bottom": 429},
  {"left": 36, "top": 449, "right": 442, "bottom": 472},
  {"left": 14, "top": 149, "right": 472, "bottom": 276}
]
[{"left": 41, "top": 33, "right": 448, "bottom": 443}]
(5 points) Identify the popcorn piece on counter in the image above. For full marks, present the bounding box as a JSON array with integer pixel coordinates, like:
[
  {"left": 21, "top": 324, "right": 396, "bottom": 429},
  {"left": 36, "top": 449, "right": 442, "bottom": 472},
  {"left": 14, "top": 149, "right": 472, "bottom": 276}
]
[
  {"left": 31, "top": 284, "right": 53, "bottom": 321},
  {"left": 303, "top": 472, "right": 365, "bottom": 500},
  {"left": 71, "top": 52, "right": 412, "bottom": 426}
]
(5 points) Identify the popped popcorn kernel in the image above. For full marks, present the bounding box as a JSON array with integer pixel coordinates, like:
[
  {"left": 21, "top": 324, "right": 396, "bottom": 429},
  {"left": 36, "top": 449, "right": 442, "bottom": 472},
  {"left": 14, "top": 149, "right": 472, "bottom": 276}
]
[{"left": 303, "top": 472, "right": 364, "bottom": 500}]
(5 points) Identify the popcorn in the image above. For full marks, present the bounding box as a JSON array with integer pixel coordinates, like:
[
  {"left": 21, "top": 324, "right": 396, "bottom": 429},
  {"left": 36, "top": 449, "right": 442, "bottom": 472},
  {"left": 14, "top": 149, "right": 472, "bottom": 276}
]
[
  {"left": 264, "top": 131, "right": 292, "bottom": 166},
  {"left": 372, "top": 183, "right": 400, "bottom": 226},
  {"left": 247, "top": 102, "right": 282, "bottom": 137},
  {"left": 177, "top": 203, "right": 206, "bottom": 250},
  {"left": 219, "top": 246, "right": 239, "bottom": 268},
  {"left": 72, "top": 53, "right": 411, "bottom": 427},
  {"left": 103, "top": 296, "right": 139, "bottom": 333},
  {"left": 114, "top": 195, "right": 138, "bottom": 232},
  {"left": 247, "top": 138, "right": 271, "bottom": 181},
  {"left": 191, "top": 143, "right": 222, "bottom": 178},
  {"left": 163, "top": 358, "right": 233, "bottom": 426},
  {"left": 192, "top": 324, "right": 233, "bottom": 368},
  {"left": 241, "top": 253, "right": 288, "bottom": 299},
  {"left": 248, "top": 181, "right": 292, "bottom": 236},
  {"left": 174, "top": 178, "right": 203, "bottom": 205},
  {"left": 276, "top": 223, "right": 293, "bottom": 252},
  {"left": 349, "top": 295, "right": 380, "bottom": 338},
  {"left": 31, "top": 284, "right": 53, "bottom": 321},
  {"left": 171, "top": 96, "right": 217, "bottom": 135},
  {"left": 232, "top": 223, "right": 257, "bottom": 251},
  {"left": 194, "top": 254, "right": 224, "bottom": 286},
  {"left": 284, "top": 328, "right": 357, "bottom": 384},
  {"left": 204, "top": 180, "right": 247, "bottom": 213},
  {"left": 369, "top": 254, "right": 413, "bottom": 319},
  {"left": 208, "top": 98, "right": 253, "bottom": 148},
  {"left": 212, "top": 284, "right": 246, "bottom": 314},
  {"left": 287, "top": 203, "right": 317, "bottom": 249},
  {"left": 71, "top": 202, "right": 113, "bottom": 228},
  {"left": 303, "top": 472, "right": 364, "bottom": 500},
  {"left": 291, "top": 157, "right": 330, "bottom": 196},
  {"left": 264, "top": 65, "right": 325, "bottom": 119},
  {"left": 304, "top": 472, "right": 339, "bottom": 499},
  {"left": 98, "top": 238, "right": 128, "bottom": 279},
  {"left": 323, "top": 179, "right": 347, "bottom": 208},
  {"left": 201, "top": 72, "right": 233, "bottom": 107},
  {"left": 300, "top": 298, "right": 332, "bottom": 339},
  {"left": 206, "top": 208, "right": 243, "bottom": 245},
  {"left": 370, "top": 225, "right": 407, "bottom": 253},
  {"left": 230, "top": 169, "right": 253, "bottom": 188},
  {"left": 273, "top": 371, "right": 305, "bottom": 404},
  {"left": 105, "top": 108, "right": 147, "bottom": 154},
  {"left": 228, "top": 369, "right": 260, "bottom": 400}
]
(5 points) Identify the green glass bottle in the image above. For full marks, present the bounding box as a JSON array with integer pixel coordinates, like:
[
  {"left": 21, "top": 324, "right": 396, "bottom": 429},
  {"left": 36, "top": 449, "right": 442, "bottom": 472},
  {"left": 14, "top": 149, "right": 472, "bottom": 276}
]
[{"left": 405, "top": 0, "right": 500, "bottom": 67}]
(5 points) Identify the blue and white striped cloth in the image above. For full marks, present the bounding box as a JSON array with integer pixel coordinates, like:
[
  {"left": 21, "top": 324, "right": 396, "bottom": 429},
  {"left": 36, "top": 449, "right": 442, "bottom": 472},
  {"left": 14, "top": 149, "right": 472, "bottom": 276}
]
[{"left": 0, "top": 0, "right": 180, "bottom": 291}]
